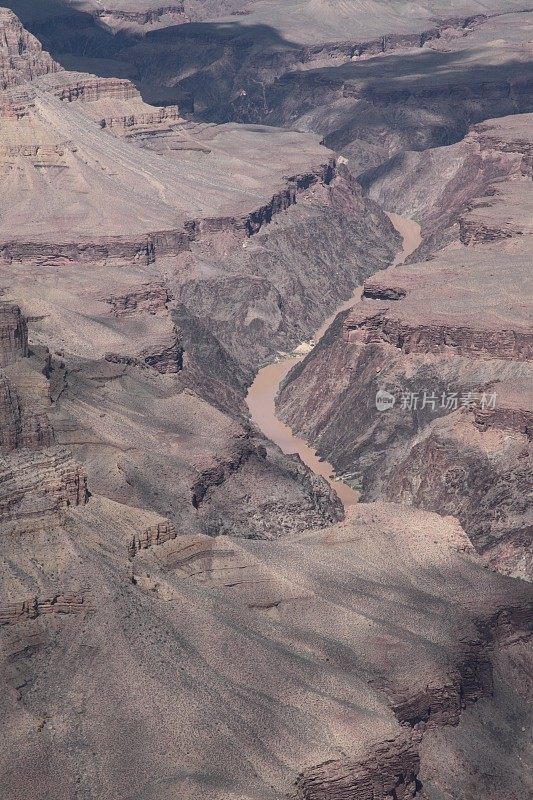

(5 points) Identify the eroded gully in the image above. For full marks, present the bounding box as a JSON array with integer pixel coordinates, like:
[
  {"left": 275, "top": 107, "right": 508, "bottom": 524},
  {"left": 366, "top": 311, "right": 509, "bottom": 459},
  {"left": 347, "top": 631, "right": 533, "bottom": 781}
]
[{"left": 245, "top": 213, "right": 422, "bottom": 507}]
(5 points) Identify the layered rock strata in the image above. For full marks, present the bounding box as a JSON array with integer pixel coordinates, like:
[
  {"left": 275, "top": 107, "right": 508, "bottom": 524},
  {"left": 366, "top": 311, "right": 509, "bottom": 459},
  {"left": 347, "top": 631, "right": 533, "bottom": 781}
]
[
  {"left": 278, "top": 114, "right": 533, "bottom": 579},
  {"left": 0, "top": 7, "right": 530, "bottom": 800},
  {"left": 0, "top": 302, "right": 27, "bottom": 365},
  {"left": 0, "top": 302, "right": 87, "bottom": 530},
  {"left": 0, "top": 7, "right": 59, "bottom": 89},
  {"left": 0, "top": 500, "right": 531, "bottom": 799}
]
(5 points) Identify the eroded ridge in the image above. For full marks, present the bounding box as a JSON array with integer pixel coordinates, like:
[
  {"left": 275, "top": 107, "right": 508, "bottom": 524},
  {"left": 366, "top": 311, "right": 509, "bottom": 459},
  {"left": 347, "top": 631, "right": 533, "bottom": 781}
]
[
  {"left": 278, "top": 113, "right": 533, "bottom": 580},
  {"left": 0, "top": 5, "right": 531, "bottom": 800}
]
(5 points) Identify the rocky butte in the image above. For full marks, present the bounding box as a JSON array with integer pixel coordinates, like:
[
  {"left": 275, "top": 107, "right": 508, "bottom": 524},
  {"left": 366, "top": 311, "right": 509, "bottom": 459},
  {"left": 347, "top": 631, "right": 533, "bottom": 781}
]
[{"left": 0, "top": 3, "right": 531, "bottom": 800}]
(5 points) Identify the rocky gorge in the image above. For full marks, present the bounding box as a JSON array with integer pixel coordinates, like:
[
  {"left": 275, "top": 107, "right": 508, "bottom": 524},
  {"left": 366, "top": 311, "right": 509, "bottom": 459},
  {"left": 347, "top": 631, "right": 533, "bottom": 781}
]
[{"left": 0, "top": 3, "right": 531, "bottom": 800}]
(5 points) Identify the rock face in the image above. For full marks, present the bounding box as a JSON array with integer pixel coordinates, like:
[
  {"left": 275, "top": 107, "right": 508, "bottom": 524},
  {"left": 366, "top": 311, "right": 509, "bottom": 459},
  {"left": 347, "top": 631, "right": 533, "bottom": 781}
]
[
  {"left": 0, "top": 7, "right": 59, "bottom": 89},
  {"left": 0, "top": 592, "right": 89, "bottom": 626},
  {"left": 1, "top": 499, "right": 531, "bottom": 799},
  {"left": 0, "top": 6, "right": 531, "bottom": 800},
  {"left": 278, "top": 114, "right": 533, "bottom": 580},
  {"left": 295, "top": 729, "right": 420, "bottom": 800},
  {"left": 0, "top": 302, "right": 27, "bottom": 365},
  {"left": 0, "top": 301, "right": 87, "bottom": 530},
  {"left": 0, "top": 446, "right": 87, "bottom": 525}
]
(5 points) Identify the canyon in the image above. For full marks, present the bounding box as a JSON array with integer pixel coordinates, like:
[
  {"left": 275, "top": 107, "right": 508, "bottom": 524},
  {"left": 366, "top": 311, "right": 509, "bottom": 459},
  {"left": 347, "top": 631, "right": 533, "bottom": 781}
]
[
  {"left": 0, "top": 3, "right": 531, "bottom": 800},
  {"left": 246, "top": 213, "right": 422, "bottom": 508},
  {"left": 278, "top": 113, "right": 533, "bottom": 581}
]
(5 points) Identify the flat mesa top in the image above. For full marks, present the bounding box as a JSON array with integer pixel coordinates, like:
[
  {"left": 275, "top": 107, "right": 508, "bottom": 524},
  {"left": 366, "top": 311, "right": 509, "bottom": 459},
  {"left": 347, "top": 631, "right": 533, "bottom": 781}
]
[{"left": 355, "top": 249, "right": 533, "bottom": 334}]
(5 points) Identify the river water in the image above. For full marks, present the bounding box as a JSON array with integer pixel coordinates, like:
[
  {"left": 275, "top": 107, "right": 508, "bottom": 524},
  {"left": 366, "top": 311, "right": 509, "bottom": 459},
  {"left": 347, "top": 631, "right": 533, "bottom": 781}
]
[{"left": 246, "top": 213, "right": 422, "bottom": 508}]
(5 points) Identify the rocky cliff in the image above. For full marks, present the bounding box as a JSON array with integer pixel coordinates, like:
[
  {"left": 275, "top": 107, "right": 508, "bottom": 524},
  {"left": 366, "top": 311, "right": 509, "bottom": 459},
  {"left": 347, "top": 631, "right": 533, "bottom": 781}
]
[
  {"left": 0, "top": 8, "right": 391, "bottom": 543},
  {"left": 0, "top": 302, "right": 27, "bottom": 365},
  {"left": 1, "top": 497, "right": 531, "bottom": 799},
  {"left": 0, "top": 302, "right": 87, "bottom": 532},
  {"left": 0, "top": 5, "right": 531, "bottom": 800},
  {"left": 278, "top": 113, "right": 533, "bottom": 580},
  {"left": 0, "top": 7, "right": 59, "bottom": 89}
]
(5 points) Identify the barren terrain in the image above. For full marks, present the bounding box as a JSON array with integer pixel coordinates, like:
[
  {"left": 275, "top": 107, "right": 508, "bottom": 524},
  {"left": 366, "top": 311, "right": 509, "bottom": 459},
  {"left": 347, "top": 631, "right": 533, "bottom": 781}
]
[{"left": 0, "top": 3, "right": 531, "bottom": 800}]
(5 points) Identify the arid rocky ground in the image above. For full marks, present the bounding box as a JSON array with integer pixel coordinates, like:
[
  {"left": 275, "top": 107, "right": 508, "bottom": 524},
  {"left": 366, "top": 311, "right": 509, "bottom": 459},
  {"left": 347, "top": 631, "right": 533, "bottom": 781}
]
[
  {"left": 0, "top": 3, "right": 531, "bottom": 800},
  {"left": 279, "top": 113, "right": 533, "bottom": 580}
]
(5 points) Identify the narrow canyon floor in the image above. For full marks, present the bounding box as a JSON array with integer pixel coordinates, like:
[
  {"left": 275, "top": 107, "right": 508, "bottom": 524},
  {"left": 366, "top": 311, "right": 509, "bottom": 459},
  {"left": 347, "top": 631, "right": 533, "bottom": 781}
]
[
  {"left": 0, "top": 3, "right": 531, "bottom": 800},
  {"left": 246, "top": 213, "right": 422, "bottom": 507}
]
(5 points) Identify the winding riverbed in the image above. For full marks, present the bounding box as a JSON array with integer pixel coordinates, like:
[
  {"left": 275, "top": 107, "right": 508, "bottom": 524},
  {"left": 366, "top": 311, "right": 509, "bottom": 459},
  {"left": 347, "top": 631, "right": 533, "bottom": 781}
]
[{"left": 246, "top": 213, "right": 422, "bottom": 507}]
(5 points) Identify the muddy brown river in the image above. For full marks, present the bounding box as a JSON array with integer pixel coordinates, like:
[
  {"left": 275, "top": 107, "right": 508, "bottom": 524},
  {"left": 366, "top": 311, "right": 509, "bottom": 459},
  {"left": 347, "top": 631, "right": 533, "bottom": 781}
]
[{"left": 246, "top": 213, "right": 422, "bottom": 508}]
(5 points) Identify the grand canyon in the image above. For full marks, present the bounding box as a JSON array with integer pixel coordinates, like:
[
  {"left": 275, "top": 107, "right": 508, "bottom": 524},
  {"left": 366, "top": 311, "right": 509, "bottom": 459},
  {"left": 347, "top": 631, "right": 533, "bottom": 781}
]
[{"left": 0, "top": 2, "right": 531, "bottom": 799}]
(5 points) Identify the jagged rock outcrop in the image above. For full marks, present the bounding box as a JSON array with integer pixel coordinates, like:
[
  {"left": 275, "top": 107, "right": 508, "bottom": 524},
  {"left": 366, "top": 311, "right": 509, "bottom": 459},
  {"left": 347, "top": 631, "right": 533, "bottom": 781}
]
[
  {"left": 0, "top": 446, "right": 88, "bottom": 526},
  {"left": 0, "top": 369, "right": 20, "bottom": 451},
  {"left": 128, "top": 519, "right": 177, "bottom": 556},
  {"left": 0, "top": 84, "right": 34, "bottom": 118},
  {"left": 0, "top": 592, "right": 89, "bottom": 626},
  {"left": 0, "top": 318, "right": 54, "bottom": 455},
  {"left": 294, "top": 730, "right": 421, "bottom": 800},
  {"left": 0, "top": 7, "right": 59, "bottom": 89},
  {"left": 0, "top": 299, "right": 87, "bottom": 528},
  {"left": 105, "top": 283, "right": 170, "bottom": 316},
  {"left": 0, "top": 308, "right": 54, "bottom": 452},
  {"left": 0, "top": 369, "right": 53, "bottom": 452},
  {"left": 0, "top": 302, "right": 27, "bottom": 365}
]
